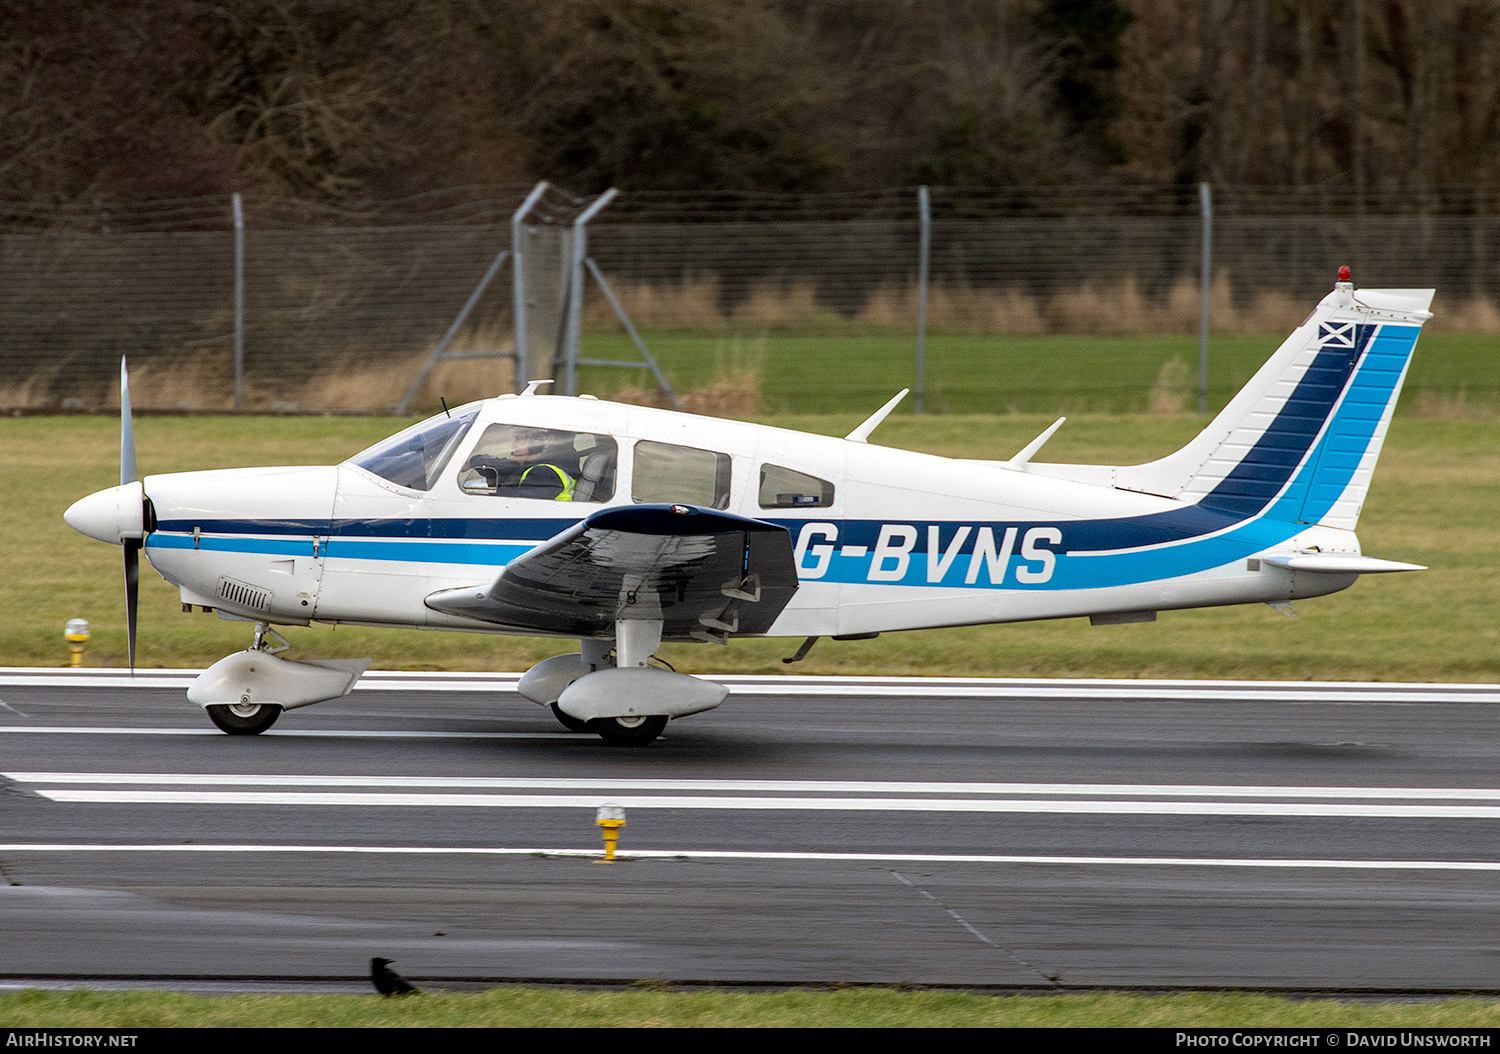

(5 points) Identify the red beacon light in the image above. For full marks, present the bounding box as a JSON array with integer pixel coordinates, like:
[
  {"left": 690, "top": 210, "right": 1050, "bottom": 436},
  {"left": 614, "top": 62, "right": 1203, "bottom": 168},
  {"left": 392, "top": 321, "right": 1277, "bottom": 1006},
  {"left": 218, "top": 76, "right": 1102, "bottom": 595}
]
[{"left": 1338, "top": 265, "right": 1351, "bottom": 282}]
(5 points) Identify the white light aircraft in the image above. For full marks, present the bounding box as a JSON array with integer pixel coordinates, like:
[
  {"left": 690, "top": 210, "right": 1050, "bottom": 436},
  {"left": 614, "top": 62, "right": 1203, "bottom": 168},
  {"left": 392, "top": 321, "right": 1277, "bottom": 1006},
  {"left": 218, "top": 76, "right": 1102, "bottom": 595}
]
[{"left": 65, "top": 272, "right": 1431, "bottom": 745}]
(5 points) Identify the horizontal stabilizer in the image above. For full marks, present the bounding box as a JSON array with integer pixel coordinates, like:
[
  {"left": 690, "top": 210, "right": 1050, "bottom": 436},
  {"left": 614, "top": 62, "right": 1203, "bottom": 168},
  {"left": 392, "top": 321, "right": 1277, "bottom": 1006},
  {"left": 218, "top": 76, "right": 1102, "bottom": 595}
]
[{"left": 1260, "top": 554, "right": 1425, "bottom": 574}]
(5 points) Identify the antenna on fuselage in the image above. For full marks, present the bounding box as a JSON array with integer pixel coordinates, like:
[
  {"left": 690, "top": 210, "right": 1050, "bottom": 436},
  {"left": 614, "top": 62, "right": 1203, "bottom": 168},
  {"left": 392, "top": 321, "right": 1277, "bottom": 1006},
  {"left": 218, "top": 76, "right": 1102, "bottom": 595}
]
[
  {"left": 1005, "top": 417, "right": 1067, "bottom": 470},
  {"left": 845, "top": 389, "right": 909, "bottom": 443},
  {"left": 521, "top": 379, "right": 555, "bottom": 396}
]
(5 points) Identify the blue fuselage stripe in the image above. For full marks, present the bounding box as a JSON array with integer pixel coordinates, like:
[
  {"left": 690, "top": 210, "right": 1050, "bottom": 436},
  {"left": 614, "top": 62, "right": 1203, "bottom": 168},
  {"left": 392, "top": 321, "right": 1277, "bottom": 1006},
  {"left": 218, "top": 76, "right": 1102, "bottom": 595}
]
[
  {"left": 148, "top": 533, "right": 538, "bottom": 566},
  {"left": 154, "top": 517, "right": 578, "bottom": 540}
]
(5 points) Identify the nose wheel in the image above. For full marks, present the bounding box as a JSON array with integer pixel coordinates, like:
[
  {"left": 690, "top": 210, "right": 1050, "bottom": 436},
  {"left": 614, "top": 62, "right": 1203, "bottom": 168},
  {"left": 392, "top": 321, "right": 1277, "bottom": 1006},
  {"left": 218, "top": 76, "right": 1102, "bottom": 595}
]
[{"left": 206, "top": 701, "right": 283, "bottom": 735}]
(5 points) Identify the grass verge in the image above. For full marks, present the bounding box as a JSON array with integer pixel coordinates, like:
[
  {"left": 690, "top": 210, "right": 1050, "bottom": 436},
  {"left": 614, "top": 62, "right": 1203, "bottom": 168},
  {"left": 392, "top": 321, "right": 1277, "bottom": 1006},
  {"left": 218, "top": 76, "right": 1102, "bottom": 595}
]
[
  {"left": 3, "top": 988, "right": 1500, "bottom": 1028},
  {"left": 567, "top": 330, "right": 1500, "bottom": 417},
  {"left": 6, "top": 413, "right": 1494, "bottom": 681}
]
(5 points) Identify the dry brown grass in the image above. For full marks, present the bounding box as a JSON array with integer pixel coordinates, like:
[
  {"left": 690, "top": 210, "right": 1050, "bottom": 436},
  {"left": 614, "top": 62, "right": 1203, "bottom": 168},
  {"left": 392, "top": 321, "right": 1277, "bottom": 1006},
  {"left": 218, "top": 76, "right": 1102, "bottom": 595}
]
[
  {"left": 1408, "top": 390, "right": 1500, "bottom": 419},
  {"left": 1429, "top": 295, "right": 1500, "bottom": 333},
  {"left": 1039, "top": 274, "right": 1306, "bottom": 336},
  {"left": 586, "top": 276, "right": 725, "bottom": 332},
  {"left": 2, "top": 278, "right": 1492, "bottom": 414},
  {"left": 1047, "top": 276, "right": 1156, "bottom": 333},
  {"left": 107, "top": 326, "right": 519, "bottom": 414},
  {"left": 678, "top": 367, "right": 762, "bottom": 416},
  {"left": 0, "top": 351, "right": 240, "bottom": 413},
  {"left": 1234, "top": 288, "right": 1307, "bottom": 334},
  {"left": 97, "top": 351, "right": 238, "bottom": 413},
  {"left": 0, "top": 362, "right": 66, "bottom": 411},
  {"left": 0, "top": 323, "right": 522, "bottom": 415},
  {"left": 731, "top": 281, "right": 833, "bottom": 328},
  {"left": 585, "top": 275, "right": 1323, "bottom": 336},
  {"left": 860, "top": 283, "right": 1048, "bottom": 332},
  {"left": 855, "top": 282, "right": 919, "bottom": 328},
  {"left": 610, "top": 334, "right": 764, "bottom": 418},
  {"left": 610, "top": 371, "right": 762, "bottom": 417},
  {"left": 1148, "top": 357, "right": 1192, "bottom": 414},
  {"left": 305, "top": 326, "right": 517, "bottom": 412}
]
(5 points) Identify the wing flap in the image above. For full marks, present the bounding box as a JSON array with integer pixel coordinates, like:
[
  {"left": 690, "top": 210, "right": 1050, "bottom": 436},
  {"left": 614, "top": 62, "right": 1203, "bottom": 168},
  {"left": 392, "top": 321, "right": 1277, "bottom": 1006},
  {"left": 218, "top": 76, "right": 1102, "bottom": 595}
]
[{"left": 425, "top": 504, "right": 799, "bottom": 639}]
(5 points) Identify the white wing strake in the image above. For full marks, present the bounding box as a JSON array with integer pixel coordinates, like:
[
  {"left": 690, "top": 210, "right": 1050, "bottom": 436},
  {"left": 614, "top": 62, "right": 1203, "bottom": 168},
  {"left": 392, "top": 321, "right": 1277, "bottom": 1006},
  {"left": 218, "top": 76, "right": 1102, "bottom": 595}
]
[{"left": 62, "top": 273, "right": 1432, "bottom": 746}]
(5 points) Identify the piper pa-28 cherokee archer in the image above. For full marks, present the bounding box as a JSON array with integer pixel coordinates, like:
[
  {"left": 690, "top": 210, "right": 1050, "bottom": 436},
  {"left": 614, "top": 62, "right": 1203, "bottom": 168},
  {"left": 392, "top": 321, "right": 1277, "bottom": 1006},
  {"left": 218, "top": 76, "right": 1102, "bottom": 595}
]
[{"left": 65, "top": 271, "right": 1431, "bottom": 746}]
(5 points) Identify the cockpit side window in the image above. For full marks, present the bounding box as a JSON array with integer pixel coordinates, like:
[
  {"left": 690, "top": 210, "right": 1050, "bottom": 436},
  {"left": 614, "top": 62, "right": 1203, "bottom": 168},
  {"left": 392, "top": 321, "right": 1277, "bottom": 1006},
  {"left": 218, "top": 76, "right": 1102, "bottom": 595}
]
[
  {"left": 633, "top": 440, "right": 732, "bottom": 509},
  {"left": 350, "top": 409, "right": 479, "bottom": 491},
  {"left": 758, "top": 464, "right": 835, "bottom": 509},
  {"left": 457, "top": 424, "right": 617, "bottom": 503}
]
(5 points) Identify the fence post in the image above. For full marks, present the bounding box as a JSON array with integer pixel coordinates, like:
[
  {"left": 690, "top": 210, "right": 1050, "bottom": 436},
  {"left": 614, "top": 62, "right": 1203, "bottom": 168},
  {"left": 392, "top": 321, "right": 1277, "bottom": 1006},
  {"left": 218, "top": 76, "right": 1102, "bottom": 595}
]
[
  {"left": 511, "top": 181, "right": 549, "bottom": 393},
  {"left": 563, "top": 189, "right": 618, "bottom": 396},
  {"left": 915, "top": 186, "right": 930, "bottom": 415},
  {"left": 1198, "top": 182, "right": 1212, "bottom": 415},
  {"left": 232, "top": 192, "right": 244, "bottom": 412}
]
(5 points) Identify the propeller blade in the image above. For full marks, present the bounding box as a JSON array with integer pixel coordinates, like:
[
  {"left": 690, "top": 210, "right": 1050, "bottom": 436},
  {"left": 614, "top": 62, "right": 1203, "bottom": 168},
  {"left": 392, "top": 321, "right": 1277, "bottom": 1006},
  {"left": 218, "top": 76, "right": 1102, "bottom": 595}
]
[
  {"left": 120, "top": 356, "right": 136, "bottom": 486},
  {"left": 124, "top": 540, "right": 140, "bottom": 673},
  {"left": 122, "top": 356, "right": 140, "bottom": 673}
]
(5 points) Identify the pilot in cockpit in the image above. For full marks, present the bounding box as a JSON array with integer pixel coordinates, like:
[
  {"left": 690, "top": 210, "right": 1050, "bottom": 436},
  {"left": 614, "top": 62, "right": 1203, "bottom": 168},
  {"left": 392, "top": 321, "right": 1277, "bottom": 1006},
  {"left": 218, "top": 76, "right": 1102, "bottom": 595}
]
[{"left": 462, "top": 426, "right": 578, "bottom": 500}]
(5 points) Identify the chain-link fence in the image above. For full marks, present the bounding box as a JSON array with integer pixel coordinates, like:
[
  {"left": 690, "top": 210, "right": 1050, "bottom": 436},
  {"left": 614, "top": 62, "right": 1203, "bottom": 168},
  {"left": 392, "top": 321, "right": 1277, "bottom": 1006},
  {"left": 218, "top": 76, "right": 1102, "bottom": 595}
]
[{"left": 2, "top": 185, "right": 1496, "bottom": 415}]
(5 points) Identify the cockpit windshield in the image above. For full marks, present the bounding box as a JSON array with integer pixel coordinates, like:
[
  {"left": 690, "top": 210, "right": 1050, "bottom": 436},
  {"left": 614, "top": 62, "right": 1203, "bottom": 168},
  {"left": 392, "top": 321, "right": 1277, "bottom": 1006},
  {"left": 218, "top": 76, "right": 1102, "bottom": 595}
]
[{"left": 349, "top": 408, "right": 479, "bottom": 491}]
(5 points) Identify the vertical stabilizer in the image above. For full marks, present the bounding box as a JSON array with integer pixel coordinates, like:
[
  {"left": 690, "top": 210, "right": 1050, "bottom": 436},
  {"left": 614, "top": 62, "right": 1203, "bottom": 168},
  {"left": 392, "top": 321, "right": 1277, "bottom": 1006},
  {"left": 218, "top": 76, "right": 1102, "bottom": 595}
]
[{"left": 1114, "top": 279, "right": 1432, "bottom": 530}]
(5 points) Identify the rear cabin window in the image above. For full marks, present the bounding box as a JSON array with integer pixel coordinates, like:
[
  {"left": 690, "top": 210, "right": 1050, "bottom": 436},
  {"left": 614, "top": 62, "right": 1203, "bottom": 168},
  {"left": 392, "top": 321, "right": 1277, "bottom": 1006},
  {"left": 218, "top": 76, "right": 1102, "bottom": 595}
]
[
  {"left": 457, "top": 424, "right": 617, "bottom": 502},
  {"left": 633, "top": 440, "right": 732, "bottom": 509},
  {"left": 758, "top": 464, "right": 835, "bottom": 509}
]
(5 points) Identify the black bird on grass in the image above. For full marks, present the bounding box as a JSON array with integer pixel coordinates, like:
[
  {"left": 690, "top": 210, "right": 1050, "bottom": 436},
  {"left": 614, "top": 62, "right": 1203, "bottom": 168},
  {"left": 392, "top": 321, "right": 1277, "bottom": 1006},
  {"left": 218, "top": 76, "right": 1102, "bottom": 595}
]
[{"left": 371, "top": 956, "right": 420, "bottom": 996}]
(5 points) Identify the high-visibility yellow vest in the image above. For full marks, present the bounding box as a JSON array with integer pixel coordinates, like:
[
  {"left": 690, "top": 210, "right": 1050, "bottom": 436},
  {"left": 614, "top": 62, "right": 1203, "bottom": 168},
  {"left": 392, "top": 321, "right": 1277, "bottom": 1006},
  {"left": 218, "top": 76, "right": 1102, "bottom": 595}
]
[{"left": 521, "top": 462, "right": 575, "bottom": 501}]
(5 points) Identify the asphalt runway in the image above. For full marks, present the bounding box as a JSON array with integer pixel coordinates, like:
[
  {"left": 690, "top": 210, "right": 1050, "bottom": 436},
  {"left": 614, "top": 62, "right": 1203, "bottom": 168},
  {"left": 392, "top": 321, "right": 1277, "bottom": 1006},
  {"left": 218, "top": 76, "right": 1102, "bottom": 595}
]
[{"left": 1, "top": 669, "right": 1498, "bottom": 993}]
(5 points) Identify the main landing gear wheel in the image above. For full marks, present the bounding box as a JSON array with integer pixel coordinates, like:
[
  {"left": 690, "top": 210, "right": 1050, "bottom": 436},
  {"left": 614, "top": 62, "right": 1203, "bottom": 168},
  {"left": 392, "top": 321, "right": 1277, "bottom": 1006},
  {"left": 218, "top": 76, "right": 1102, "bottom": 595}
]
[
  {"left": 589, "top": 714, "right": 668, "bottom": 747},
  {"left": 549, "top": 702, "right": 590, "bottom": 733},
  {"left": 206, "top": 702, "right": 283, "bottom": 735}
]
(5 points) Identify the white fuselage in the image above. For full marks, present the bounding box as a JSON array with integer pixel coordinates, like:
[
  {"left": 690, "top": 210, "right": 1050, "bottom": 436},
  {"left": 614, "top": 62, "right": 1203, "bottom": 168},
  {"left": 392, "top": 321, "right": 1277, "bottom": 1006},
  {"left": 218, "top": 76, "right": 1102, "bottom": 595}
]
[{"left": 139, "top": 395, "right": 1356, "bottom": 640}]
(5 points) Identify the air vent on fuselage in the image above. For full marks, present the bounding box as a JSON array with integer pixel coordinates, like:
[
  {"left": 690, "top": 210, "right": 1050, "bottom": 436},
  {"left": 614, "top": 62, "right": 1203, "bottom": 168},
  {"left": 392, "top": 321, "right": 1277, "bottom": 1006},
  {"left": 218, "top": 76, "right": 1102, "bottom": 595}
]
[{"left": 217, "top": 577, "right": 272, "bottom": 612}]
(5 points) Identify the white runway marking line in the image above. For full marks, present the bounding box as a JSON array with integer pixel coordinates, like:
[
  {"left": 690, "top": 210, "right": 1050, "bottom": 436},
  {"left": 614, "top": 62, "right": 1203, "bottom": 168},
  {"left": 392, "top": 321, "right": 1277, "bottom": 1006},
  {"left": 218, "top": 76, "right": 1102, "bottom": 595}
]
[
  {"left": 30, "top": 792, "right": 1500, "bottom": 817},
  {"left": 4, "top": 667, "right": 1500, "bottom": 703},
  {"left": 11, "top": 772, "right": 1500, "bottom": 818},
  {"left": 0, "top": 728, "right": 577, "bottom": 739},
  {"left": 12, "top": 773, "right": 1500, "bottom": 798},
  {"left": 0, "top": 843, "right": 1498, "bottom": 872}
]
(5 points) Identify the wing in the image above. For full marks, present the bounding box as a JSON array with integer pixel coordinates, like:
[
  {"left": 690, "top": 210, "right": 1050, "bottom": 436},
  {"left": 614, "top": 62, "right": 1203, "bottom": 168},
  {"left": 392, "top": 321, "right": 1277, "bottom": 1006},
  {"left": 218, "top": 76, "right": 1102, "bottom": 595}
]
[{"left": 424, "top": 504, "right": 799, "bottom": 641}]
